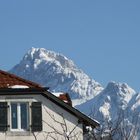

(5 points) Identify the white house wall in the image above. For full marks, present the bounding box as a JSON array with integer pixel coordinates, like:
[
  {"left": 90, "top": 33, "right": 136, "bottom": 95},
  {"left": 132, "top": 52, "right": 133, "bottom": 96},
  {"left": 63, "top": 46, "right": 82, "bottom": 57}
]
[{"left": 0, "top": 94, "right": 83, "bottom": 140}]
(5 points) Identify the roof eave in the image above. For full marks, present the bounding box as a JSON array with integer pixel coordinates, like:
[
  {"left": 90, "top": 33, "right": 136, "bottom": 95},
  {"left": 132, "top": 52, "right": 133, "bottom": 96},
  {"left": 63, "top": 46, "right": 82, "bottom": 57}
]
[
  {"left": 0, "top": 88, "right": 100, "bottom": 127},
  {"left": 42, "top": 91, "right": 100, "bottom": 127}
]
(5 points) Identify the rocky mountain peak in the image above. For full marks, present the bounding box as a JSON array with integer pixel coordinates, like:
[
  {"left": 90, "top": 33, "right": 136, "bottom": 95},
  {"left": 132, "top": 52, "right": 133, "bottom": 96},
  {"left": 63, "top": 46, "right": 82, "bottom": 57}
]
[
  {"left": 22, "top": 47, "right": 76, "bottom": 69},
  {"left": 10, "top": 47, "right": 103, "bottom": 105},
  {"left": 105, "top": 81, "right": 135, "bottom": 94},
  {"left": 76, "top": 81, "right": 137, "bottom": 121}
]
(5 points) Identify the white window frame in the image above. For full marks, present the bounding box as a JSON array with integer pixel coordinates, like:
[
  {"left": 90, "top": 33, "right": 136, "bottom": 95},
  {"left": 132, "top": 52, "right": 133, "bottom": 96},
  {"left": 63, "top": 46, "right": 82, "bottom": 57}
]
[{"left": 10, "top": 102, "right": 29, "bottom": 132}]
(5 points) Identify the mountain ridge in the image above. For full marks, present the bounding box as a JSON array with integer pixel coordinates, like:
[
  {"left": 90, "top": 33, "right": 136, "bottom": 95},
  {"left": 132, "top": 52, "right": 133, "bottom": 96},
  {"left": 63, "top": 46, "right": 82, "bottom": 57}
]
[
  {"left": 9, "top": 47, "right": 140, "bottom": 139},
  {"left": 10, "top": 47, "right": 103, "bottom": 106},
  {"left": 76, "top": 81, "right": 137, "bottom": 120}
]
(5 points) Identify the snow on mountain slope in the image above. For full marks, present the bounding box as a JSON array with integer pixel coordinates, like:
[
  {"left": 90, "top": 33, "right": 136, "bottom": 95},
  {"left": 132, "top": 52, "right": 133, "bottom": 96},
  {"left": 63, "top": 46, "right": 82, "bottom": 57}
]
[
  {"left": 76, "top": 81, "right": 137, "bottom": 121},
  {"left": 129, "top": 92, "right": 140, "bottom": 113},
  {"left": 9, "top": 47, "right": 140, "bottom": 139},
  {"left": 9, "top": 47, "right": 103, "bottom": 105},
  {"left": 77, "top": 83, "right": 140, "bottom": 139}
]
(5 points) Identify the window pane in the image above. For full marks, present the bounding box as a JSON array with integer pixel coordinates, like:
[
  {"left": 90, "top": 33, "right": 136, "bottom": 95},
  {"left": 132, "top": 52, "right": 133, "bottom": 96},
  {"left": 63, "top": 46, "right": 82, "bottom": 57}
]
[
  {"left": 11, "top": 103, "right": 18, "bottom": 129},
  {"left": 20, "top": 103, "right": 28, "bottom": 130}
]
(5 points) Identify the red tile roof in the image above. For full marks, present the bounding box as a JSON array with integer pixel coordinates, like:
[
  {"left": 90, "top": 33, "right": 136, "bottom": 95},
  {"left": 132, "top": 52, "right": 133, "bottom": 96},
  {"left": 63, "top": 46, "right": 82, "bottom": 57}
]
[
  {"left": 0, "top": 70, "right": 72, "bottom": 105},
  {"left": 0, "top": 70, "right": 42, "bottom": 88}
]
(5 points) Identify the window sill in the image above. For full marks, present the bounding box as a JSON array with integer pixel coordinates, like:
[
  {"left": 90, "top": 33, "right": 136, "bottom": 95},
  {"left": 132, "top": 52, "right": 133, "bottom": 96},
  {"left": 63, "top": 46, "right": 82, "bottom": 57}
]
[{"left": 6, "top": 131, "right": 32, "bottom": 136}]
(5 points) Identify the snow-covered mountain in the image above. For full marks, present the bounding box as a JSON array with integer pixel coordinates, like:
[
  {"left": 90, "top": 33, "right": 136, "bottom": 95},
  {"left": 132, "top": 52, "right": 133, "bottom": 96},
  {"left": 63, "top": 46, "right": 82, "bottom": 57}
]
[
  {"left": 76, "top": 81, "right": 137, "bottom": 121},
  {"left": 9, "top": 47, "right": 103, "bottom": 105},
  {"left": 129, "top": 92, "right": 140, "bottom": 114},
  {"left": 76, "top": 82, "right": 140, "bottom": 139},
  {"left": 9, "top": 47, "right": 140, "bottom": 138}
]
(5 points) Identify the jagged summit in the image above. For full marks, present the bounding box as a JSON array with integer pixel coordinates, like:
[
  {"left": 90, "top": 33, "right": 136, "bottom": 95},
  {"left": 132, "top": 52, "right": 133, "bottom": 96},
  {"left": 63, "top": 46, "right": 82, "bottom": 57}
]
[
  {"left": 76, "top": 81, "right": 136, "bottom": 120},
  {"left": 104, "top": 81, "right": 136, "bottom": 104},
  {"left": 23, "top": 47, "right": 76, "bottom": 69},
  {"left": 105, "top": 81, "right": 135, "bottom": 93},
  {"left": 10, "top": 47, "right": 103, "bottom": 105}
]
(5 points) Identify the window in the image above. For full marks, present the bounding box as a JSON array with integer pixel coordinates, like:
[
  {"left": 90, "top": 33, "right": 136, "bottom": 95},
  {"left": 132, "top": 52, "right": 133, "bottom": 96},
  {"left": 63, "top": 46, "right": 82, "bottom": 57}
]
[
  {"left": 0, "top": 101, "right": 42, "bottom": 132},
  {"left": 11, "top": 103, "right": 29, "bottom": 131}
]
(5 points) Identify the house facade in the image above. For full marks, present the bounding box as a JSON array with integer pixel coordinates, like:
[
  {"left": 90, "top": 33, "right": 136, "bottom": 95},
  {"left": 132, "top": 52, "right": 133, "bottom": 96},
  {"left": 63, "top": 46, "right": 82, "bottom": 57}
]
[{"left": 0, "top": 70, "right": 99, "bottom": 140}]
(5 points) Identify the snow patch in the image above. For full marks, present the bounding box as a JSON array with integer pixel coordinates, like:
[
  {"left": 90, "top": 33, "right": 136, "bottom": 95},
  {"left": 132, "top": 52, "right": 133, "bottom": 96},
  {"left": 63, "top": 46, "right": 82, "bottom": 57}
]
[
  {"left": 99, "top": 102, "right": 110, "bottom": 119},
  {"left": 9, "top": 85, "right": 29, "bottom": 89},
  {"left": 52, "top": 92, "right": 64, "bottom": 97}
]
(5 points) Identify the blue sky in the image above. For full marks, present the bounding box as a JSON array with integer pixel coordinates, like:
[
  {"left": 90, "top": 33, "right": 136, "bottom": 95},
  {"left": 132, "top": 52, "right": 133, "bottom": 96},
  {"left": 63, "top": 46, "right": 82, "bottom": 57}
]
[{"left": 0, "top": 0, "right": 140, "bottom": 91}]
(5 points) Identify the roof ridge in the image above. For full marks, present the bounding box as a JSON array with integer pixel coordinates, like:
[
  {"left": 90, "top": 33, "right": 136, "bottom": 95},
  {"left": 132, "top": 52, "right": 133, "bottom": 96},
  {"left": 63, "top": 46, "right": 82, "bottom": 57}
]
[{"left": 0, "top": 69, "right": 42, "bottom": 88}]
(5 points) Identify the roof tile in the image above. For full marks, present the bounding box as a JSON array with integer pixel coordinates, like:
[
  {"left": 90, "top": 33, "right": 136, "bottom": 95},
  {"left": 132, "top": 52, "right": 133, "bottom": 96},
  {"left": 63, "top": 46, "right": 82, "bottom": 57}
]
[{"left": 0, "top": 70, "right": 42, "bottom": 88}]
